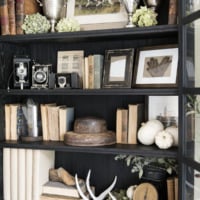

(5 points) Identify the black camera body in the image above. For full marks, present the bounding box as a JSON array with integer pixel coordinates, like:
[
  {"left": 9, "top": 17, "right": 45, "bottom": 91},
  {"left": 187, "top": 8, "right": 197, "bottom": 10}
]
[
  {"left": 56, "top": 72, "right": 81, "bottom": 89},
  {"left": 31, "top": 64, "right": 52, "bottom": 89},
  {"left": 13, "top": 55, "right": 31, "bottom": 89}
]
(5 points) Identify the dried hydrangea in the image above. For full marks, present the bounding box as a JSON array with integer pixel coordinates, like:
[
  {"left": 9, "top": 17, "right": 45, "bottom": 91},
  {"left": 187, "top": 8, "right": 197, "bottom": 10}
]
[
  {"left": 55, "top": 18, "right": 80, "bottom": 32},
  {"left": 132, "top": 6, "right": 158, "bottom": 27},
  {"left": 22, "top": 13, "right": 51, "bottom": 34}
]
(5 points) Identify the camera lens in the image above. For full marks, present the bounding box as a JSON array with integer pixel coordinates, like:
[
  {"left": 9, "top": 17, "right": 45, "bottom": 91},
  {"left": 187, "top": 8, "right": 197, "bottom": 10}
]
[{"left": 34, "top": 70, "right": 47, "bottom": 83}]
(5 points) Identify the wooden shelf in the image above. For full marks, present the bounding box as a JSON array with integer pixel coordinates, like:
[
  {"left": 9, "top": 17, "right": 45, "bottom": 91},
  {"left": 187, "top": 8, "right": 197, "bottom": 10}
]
[{"left": 0, "top": 140, "right": 178, "bottom": 158}]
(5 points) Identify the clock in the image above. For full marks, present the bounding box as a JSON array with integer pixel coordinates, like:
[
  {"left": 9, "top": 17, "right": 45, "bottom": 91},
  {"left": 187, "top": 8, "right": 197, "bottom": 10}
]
[{"left": 133, "top": 182, "right": 158, "bottom": 200}]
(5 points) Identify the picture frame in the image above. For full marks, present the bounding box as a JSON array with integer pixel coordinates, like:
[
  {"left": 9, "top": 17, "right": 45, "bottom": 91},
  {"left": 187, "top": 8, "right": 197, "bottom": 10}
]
[
  {"left": 57, "top": 50, "right": 84, "bottom": 79},
  {"left": 66, "top": 0, "right": 128, "bottom": 30},
  {"left": 102, "top": 48, "right": 134, "bottom": 88},
  {"left": 148, "top": 96, "right": 178, "bottom": 127},
  {"left": 133, "top": 45, "right": 179, "bottom": 88}
]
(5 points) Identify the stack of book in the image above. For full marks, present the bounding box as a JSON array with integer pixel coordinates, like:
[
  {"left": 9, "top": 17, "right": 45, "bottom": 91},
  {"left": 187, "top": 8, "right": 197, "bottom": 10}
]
[
  {"left": 3, "top": 148, "right": 55, "bottom": 200},
  {"left": 0, "top": 0, "right": 40, "bottom": 35},
  {"left": 40, "top": 179, "right": 86, "bottom": 200},
  {"left": 83, "top": 54, "right": 104, "bottom": 89},
  {"left": 116, "top": 104, "right": 145, "bottom": 144}
]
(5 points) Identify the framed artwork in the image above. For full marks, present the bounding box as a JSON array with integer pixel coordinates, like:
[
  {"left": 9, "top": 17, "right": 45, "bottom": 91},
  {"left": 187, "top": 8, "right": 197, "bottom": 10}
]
[
  {"left": 102, "top": 48, "right": 134, "bottom": 88},
  {"left": 148, "top": 96, "right": 178, "bottom": 127},
  {"left": 57, "top": 50, "right": 84, "bottom": 79},
  {"left": 133, "top": 45, "right": 179, "bottom": 88},
  {"left": 66, "top": 0, "right": 127, "bottom": 30}
]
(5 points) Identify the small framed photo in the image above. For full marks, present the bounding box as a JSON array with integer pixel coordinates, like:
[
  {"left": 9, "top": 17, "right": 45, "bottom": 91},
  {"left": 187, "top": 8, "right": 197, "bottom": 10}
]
[
  {"left": 57, "top": 50, "right": 84, "bottom": 79},
  {"left": 102, "top": 49, "right": 134, "bottom": 88},
  {"left": 148, "top": 96, "right": 178, "bottom": 127},
  {"left": 133, "top": 45, "right": 178, "bottom": 88}
]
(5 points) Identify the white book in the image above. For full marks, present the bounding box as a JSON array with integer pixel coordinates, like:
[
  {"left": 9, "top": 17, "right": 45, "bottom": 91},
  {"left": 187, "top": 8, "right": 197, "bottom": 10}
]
[
  {"left": 26, "top": 149, "right": 33, "bottom": 200},
  {"left": 32, "top": 150, "right": 55, "bottom": 200},
  {"left": 10, "top": 148, "right": 18, "bottom": 200},
  {"left": 18, "top": 148, "right": 26, "bottom": 200},
  {"left": 3, "top": 148, "right": 11, "bottom": 200},
  {"left": 42, "top": 181, "right": 85, "bottom": 198}
]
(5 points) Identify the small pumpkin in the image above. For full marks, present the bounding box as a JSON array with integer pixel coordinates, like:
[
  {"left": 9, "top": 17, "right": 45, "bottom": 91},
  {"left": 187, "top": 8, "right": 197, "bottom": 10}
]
[
  {"left": 126, "top": 185, "right": 137, "bottom": 200},
  {"left": 137, "top": 120, "right": 164, "bottom": 145},
  {"left": 155, "top": 130, "right": 173, "bottom": 149},
  {"left": 165, "top": 126, "right": 178, "bottom": 146}
]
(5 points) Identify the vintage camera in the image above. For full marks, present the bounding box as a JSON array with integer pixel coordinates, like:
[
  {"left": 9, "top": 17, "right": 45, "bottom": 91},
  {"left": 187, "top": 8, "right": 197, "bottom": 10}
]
[
  {"left": 31, "top": 64, "right": 52, "bottom": 89},
  {"left": 56, "top": 72, "right": 81, "bottom": 89},
  {"left": 13, "top": 55, "right": 31, "bottom": 89}
]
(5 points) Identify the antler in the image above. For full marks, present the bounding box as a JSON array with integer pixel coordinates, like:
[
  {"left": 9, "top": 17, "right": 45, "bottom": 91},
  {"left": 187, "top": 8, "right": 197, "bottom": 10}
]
[{"left": 75, "top": 170, "right": 117, "bottom": 200}]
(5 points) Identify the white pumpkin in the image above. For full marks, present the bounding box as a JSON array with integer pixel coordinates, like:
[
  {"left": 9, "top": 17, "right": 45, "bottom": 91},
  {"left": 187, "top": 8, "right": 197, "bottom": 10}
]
[
  {"left": 155, "top": 130, "right": 173, "bottom": 149},
  {"left": 165, "top": 126, "right": 178, "bottom": 146},
  {"left": 126, "top": 185, "right": 137, "bottom": 200},
  {"left": 137, "top": 120, "right": 164, "bottom": 145}
]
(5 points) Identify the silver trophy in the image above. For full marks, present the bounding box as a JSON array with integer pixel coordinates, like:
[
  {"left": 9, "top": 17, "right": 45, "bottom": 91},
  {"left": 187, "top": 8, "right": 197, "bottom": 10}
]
[
  {"left": 143, "top": 0, "right": 161, "bottom": 11},
  {"left": 36, "top": 0, "right": 67, "bottom": 32},
  {"left": 123, "top": 0, "right": 140, "bottom": 27}
]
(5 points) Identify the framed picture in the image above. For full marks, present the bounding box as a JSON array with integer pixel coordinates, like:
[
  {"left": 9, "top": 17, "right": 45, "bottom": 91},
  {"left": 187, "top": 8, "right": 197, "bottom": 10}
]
[
  {"left": 133, "top": 45, "right": 179, "bottom": 88},
  {"left": 148, "top": 96, "right": 178, "bottom": 127},
  {"left": 102, "top": 48, "right": 134, "bottom": 88},
  {"left": 66, "top": 0, "right": 127, "bottom": 30},
  {"left": 57, "top": 50, "right": 84, "bottom": 79}
]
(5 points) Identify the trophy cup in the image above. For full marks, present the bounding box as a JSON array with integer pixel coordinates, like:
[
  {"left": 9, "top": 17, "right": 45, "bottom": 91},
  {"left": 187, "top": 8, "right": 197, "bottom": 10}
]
[
  {"left": 123, "top": 0, "right": 140, "bottom": 28},
  {"left": 36, "top": 0, "right": 67, "bottom": 32},
  {"left": 143, "top": 0, "right": 161, "bottom": 11}
]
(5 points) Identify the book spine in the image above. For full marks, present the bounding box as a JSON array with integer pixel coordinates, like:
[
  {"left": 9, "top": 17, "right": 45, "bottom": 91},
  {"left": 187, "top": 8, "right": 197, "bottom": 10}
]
[
  {"left": 41, "top": 104, "right": 49, "bottom": 141},
  {"left": 10, "top": 148, "right": 18, "bottom": 200},
  {"left": 88, "top": 55, "right": 94, "bottom": 89},
  {"left": 18, "top": 148, "right": 26, "bottom": 200},
  {"left": 0, "top": 0, "right": 10, "bottom": 35},
  {"left": 15, "top": 0, "right": 24, "bottom": 34},
  {"left": 93, "top": 55, "right": 103, "bottom": 89},
  {"left": 168, "top": 0, "right": 178, "bottom": 24},
  {"left": 8, "top": 0, "right": 16, "bottom": 35},
  {"left": 5, "top": 104, "right": 11, "bottom": 140},
  {"left": 3, "top": 148, "right": 11, "bottom": 200},
  {"left": 26, "top": 149, "right": 33, "bottom": 200}
]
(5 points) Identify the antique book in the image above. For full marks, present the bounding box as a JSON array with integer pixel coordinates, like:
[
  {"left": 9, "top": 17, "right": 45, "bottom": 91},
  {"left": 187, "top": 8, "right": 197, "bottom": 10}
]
[
  {"left": 88, "top": 55, "right": 94, "bottom": 89},
  {"left": 128, "top": 104, "right": 145, "bottom": 144},
  {"left": 15, "top": 0, "right": 24, "bottom": 34},
  {"left": 3, "top": 148, "right": 11, "bottom": 200},
  {"left": 167, "top": 177, "right": 175, "bottom": 200},
  {"left": 93, "top": 54, "right": 104, "bottom": 89},
  {"left": 47, "top": 105, "right": 60, "bottom": 141},
  {"left": 10, "top": 104, "right": 20, "bottom": 140},
  {"left": 168, "top": 0, "right": 178, "bottom": 24},
  {"left": 42, "top": 180, "right": 85, "bottom": 198},
  {"left": 59, "top": 106, "right": 75, "bottom": 141},
  {"left": 174, "top": 176, "right": 178, "bottom": 200},
  {"left": 4, "top": 104, "right": 11, "bottom": 140},
  {"left": 18, "top": 148, "right": 26, "bottom": 200},
  {"left": 40, "top": 103, "right": 56, "bottom": 141},
  {"left": 26, "top": 149, "right": 33, "bottom": 200},
  {"left": 8, "top": 0, "right": 16, "bottom": 35},
  {"left": 0, "top": 0, "right": 10, "bottom": 35},
  {"left": 10, "top": 148, "right": 18, "bottom": 200},
  {"left": 32, "top": 150, "right": 55, "bottom": 200},
  {"left": 116, "top": 108, "right": 128, "bottom": 144},
  {"left": 83, "top": 56, "right": 89, "bottom": 89}
]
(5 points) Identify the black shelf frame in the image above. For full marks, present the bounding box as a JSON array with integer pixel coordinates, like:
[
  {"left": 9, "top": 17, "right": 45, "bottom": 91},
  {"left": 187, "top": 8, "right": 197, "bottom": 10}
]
[
  {"left": 0, "top": 25, "right": 178, "bottom": 44},
  {"left": 0, "top": 141, "right": 178, "bottom": 158}
]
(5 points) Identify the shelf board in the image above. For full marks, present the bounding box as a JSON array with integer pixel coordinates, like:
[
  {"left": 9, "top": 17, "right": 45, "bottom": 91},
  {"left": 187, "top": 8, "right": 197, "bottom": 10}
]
[
  {"left": 1, "top": 88, "right": 179, "bottom": 96},
  {"left": 0, "top": 25, "right": 178, "bottom": 44},
  {"left": 0, "top": 141, "right": 178, "bottom": 158}
]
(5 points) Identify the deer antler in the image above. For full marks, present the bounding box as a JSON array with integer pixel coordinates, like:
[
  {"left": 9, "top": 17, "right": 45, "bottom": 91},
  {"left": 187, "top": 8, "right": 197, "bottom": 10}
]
[{"left": 75, "top": 170, "right": 117, "bottom": 200}]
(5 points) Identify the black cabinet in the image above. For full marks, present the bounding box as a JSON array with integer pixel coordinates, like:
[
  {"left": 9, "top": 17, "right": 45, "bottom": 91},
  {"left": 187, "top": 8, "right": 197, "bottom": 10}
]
[{"left": 0, "top": 23, "right": 179, "bottom": 199}]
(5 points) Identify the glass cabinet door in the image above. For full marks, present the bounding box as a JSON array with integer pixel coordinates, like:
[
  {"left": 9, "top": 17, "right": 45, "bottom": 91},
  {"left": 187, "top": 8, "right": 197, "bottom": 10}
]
[{"left": 182, "top": 1, "right": 200, "bottom": 200}]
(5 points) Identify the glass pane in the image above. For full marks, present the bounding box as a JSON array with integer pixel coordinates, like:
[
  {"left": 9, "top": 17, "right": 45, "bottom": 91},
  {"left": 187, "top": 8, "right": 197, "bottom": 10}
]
[
  {"left": 185, "top": 0, "right": 200, "bottom": 16},
  {"left": 185, "top": 18, "right": 200, "bottom": 87},
  {"left": 185, "top": 166, "right": 200, "bottom": 200},
  {"left": 185, "top": 95, "right": 200, "bottom": 163}
]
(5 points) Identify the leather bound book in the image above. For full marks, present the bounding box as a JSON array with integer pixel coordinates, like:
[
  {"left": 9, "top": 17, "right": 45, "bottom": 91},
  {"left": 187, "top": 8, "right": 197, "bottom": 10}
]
[
  {"left": 15, "top": 0, "right": 24, "bottom": 34},
  {"left": 0, "top": 0, "right": 10, "bottom": 35},
  {"left": 8, "top": 0, "right": 16, "bottom": 35}
]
